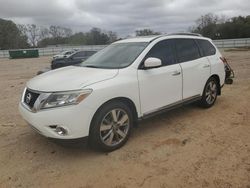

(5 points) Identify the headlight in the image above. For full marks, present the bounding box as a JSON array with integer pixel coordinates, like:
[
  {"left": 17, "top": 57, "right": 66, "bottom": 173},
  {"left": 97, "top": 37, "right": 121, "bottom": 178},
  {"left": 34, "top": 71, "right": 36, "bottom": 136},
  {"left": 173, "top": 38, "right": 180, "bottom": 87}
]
[{"left": 40, "top": 89, "right": 92, "bottom": 109}]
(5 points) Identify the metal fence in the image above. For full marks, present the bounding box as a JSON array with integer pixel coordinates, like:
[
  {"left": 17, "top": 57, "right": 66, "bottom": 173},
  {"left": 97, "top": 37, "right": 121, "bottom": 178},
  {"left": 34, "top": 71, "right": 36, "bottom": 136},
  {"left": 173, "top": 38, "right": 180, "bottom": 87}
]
[
  {"left": 0, "top": 45, "right": 107, "bottom": 59},
  {"left": 1, "top": 38, "right": 250, "bottom": 58},
  {"left": 213, "top": 38, "right": 250, "bottom": 48}
]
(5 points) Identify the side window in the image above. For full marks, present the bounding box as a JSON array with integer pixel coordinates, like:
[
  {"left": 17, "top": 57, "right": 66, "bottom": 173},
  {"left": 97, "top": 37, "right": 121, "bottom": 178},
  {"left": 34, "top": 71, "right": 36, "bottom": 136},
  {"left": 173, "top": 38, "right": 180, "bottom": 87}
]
[
  {"left": 175, "top": 39, "right": 200, "bottom": 63},
  {"left": 73, "top": 51, "right": 86, "bottom": 58},
  {"left": 196, "top": 39, "right": 216, "bottom": 56},
  {"left": 85, "top": 51, "right": 96, "bottom": 56},
  {"left": 145, "top": 39, "right": 175, "bottom": 66},
  {"left": 65, "top": 52, "right": 71, "bottom": 55}
]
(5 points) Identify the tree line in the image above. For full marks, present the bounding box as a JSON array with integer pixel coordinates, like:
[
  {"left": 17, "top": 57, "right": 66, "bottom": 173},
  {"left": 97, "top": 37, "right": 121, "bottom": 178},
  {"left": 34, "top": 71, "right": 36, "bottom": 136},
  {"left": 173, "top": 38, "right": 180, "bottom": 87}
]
[
  {"left": 0, "top": 19, "right": 120, "bottom": 50},
  {"left": 190, "top": 13, "right": 250, "bottom": 39},
  {"left": 0, "top": 14, "right": 250, "bottom": 50},
  {"left": 0, "top": 20, "right": 162, "bottom": 50},
  {"left": 18, "top": 24, "right": 119, "bottom": 48}
]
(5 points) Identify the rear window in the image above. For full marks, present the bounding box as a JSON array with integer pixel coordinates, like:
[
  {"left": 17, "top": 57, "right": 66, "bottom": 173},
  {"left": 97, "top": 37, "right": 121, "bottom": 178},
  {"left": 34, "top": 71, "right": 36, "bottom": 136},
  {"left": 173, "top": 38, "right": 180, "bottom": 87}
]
[
  {"left": 175, "top": 39, "right": 200, "bottom": 63},
  {"left": 196, "top": 39, "right": 216, "bottom": 56}
]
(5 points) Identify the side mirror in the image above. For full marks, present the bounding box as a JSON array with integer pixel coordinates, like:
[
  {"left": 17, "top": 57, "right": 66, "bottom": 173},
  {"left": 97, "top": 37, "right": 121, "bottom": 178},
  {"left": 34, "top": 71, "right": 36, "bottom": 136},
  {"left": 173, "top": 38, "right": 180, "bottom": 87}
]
[{"left": 144, "top": 57, "right": 162, "bottom": 69}]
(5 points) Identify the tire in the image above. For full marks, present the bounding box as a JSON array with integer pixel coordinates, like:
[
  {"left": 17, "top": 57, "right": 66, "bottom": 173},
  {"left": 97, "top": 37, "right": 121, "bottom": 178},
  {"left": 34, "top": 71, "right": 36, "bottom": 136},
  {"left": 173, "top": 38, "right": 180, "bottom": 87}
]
[
  {"left": 89, "top": 101, "right": 133, "bottom": 152},
  {"left": 200, "top": 77, "right": 218, "bottom": 108}
]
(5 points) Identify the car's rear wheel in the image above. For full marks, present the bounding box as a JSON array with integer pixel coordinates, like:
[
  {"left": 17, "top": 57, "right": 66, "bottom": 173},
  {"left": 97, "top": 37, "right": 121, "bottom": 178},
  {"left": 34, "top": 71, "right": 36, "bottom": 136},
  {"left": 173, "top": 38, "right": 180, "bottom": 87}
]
[
  {"left": 200, "top": 77, "right": 218, "bottom": 108},
  {"left": 89, "top": 101, "right": 133, "bottom": 152}
]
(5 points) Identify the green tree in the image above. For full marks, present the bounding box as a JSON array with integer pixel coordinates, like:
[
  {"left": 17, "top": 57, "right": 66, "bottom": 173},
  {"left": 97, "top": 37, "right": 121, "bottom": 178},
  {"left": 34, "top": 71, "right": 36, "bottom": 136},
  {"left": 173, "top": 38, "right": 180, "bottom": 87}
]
[
  {"left": 107, "top": 31, "right": 118, "bottom": 43},
  {"left": 38, "top": 27, "right": 118, "bottom": 47},
  {"left": 0, "top": 18, "right": 29, "bottom": 50},
  {"left": 135, "top": 29, "right": 161, "bottom": 36},
  {"left": 85, "top": 28, "right": 110, "bottom": 45},
  {"left": 218, "top": 16, "right": 250, "bottom": 39},
  {"left": 191, "top": 14, "right": 250, "bottom": 39},
  {"left": 191, "top": 13, "right": 219, "bottom": 39},
  {"left": 37, "top": 37, "right": 68, "bottom": 47}
]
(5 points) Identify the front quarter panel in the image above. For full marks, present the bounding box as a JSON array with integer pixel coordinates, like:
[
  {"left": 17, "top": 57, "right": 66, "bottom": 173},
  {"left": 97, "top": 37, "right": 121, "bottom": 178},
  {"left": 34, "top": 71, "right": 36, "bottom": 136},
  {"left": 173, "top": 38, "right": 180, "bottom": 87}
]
[{"left": 82, "top": 67, "right": 141, "bottom": 118}]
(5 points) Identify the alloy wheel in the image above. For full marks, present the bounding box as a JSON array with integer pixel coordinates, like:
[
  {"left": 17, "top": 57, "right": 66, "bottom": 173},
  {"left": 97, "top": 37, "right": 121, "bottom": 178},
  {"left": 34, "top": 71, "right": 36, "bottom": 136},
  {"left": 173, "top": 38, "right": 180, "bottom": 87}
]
[
  {"left": 205, "top": 80, "right": 217, "bottom": 105},
  {"left": 99, "top": 108, "right": 130, "bottom": 146}
]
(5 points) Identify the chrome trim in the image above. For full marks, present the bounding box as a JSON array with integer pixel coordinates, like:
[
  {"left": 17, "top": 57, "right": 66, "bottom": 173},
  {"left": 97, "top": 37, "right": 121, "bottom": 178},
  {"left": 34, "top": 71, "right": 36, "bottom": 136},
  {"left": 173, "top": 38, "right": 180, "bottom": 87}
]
[
  {"left": 21, "top": 87, "right": 27, "bottom": 103},
  {"left": 172, "top": 71, "right": 181, "bottom": 76},
  {"left": 203, "top": 64, "right": 210, "bottom": 68},
  {"left": 21, "top": 88, "right": 51, "bottom": 113},
  {"left": 25, "top": 87, "right": 92, "bottom": 94},
  {"left": 33, "top": 92, "right": 51, "bottom": 111},
  {"left": 21, "top": 102, "right": 35, "bottom": 112},
  {"left": 21, "top": 88, "right": 93, "bottom": 113},
  {"left": 182, "top": 94, "right": 201, "bottom": 103},
  {"left": 23, "top": 87, "right": 43, "bottom": 94}
]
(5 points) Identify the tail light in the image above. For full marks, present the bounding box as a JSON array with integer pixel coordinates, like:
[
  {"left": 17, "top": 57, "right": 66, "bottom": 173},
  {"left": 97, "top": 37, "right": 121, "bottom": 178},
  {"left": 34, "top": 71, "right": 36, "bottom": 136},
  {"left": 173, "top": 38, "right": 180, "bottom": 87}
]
[
  {"left": 221, "top": 56, "right": 234, "bottom": 80},
  {"left": 220, "top": 57, "right": 228, "bottom": 64}
]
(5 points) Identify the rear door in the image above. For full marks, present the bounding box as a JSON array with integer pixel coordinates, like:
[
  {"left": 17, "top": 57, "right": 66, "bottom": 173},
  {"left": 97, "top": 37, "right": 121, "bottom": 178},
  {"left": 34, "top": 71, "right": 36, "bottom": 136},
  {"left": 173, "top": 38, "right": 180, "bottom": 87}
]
[
  {"left": 196, "top": 39, "right": 224, "bottom": 84},
  {"left": 175, "top": 38, "right": 211, "bottom": 99},
  {"left": 138, "top": 39, "right": 182, "bottom": 115}
]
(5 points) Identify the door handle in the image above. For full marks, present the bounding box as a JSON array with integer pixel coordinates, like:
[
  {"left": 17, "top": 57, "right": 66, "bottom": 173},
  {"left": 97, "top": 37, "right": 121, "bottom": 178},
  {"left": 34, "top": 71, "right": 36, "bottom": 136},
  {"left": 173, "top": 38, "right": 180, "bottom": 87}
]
[
  {"left": 203, "top": 64, "right": 210, "bottom": 68},
  {"left": 172, "top": 71, "right": 181, "bottom": 76}
]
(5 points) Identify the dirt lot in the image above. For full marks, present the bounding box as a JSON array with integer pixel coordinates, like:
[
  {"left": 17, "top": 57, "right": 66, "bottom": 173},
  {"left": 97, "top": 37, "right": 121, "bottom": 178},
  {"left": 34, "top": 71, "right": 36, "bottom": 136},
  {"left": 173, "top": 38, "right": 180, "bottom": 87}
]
[{"left": 0, "top": 50, "right": 249, "bottom": 188}]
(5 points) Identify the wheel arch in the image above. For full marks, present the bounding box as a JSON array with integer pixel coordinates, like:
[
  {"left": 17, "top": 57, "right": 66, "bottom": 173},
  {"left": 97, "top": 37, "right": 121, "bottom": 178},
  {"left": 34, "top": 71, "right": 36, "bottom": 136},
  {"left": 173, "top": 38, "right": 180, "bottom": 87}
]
[
  {"left": 89, "top": 97, "right": 139, "bottom": 135},
  {"left": 210, "top": 74, "right": 221, "bottom": 95}
]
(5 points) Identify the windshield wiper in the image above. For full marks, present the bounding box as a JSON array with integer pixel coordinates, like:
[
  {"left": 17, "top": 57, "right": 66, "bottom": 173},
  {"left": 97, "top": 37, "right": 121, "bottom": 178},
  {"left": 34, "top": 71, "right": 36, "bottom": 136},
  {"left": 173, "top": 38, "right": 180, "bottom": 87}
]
[
  {"left": 81, "top": 64, "right": 116, "bottom": 69},
  {"left": 83, "top": 65, "right": 100, "bottom": 68}
]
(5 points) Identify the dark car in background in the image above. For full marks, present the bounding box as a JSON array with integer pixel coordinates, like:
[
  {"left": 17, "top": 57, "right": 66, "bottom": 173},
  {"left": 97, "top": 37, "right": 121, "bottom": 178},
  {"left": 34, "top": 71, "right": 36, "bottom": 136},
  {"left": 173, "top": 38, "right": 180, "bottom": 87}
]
[
  {"left": 52, "top": 50, "right": 78, "bottom": 59},
  {"left": 51, "top": 50, "right": 97, "bottom": 69}
]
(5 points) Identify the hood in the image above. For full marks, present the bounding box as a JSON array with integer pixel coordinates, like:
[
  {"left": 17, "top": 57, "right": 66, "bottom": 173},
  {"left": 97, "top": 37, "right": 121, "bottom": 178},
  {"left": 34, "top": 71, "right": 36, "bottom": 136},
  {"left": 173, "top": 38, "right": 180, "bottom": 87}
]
[{"left": 27, "top": 66, "right": 118, "bottom": 92}]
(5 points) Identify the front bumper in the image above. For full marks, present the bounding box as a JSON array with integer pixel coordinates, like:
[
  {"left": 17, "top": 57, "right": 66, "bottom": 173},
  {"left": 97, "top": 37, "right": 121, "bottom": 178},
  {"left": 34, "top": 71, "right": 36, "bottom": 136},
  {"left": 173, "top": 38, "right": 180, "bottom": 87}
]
[{"left": 19, "top": 102, "right": 95, "bottom": 139}]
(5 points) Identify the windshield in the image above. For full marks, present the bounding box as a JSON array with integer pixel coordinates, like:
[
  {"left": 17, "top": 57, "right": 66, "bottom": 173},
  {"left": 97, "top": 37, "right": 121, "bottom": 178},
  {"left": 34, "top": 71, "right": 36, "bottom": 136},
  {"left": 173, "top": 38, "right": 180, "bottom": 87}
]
[
  {"left": 64, "top": 51, "right": 73, "bottom": 55},
  {"left": 79, "top": 42, "right": 148, "bottom": 69}
]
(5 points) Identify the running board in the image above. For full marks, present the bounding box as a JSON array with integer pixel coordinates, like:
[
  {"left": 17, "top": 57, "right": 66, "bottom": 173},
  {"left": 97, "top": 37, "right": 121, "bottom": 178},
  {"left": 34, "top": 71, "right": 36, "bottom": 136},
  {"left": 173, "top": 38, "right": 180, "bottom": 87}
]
[{"left": 139, "top": 95, "right": 201, "bottom": 120}]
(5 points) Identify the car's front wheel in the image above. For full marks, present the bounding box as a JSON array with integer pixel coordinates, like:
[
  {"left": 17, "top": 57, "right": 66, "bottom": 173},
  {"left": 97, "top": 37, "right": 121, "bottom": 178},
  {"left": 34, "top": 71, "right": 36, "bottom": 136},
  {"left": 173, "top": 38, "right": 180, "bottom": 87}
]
[
  {"left": 200, "top": 77, "right": 218, "bottom": 108},
  {"left": 89, "top": 101, "right": 133, "bottom": 152}
]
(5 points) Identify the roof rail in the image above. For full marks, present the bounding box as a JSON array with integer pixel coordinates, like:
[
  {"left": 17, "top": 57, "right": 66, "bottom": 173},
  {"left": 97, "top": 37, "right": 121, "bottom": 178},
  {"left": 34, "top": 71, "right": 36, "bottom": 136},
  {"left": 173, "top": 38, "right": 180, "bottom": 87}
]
[{"left": 166, "top": 32, "right": 202, "bottom": 37}]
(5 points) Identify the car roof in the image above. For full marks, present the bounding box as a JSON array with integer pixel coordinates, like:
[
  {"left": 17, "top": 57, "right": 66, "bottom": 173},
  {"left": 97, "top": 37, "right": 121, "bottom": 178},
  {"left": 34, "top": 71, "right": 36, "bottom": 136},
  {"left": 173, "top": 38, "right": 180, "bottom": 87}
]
[
  {"left": 68, "top": 50, "right": 96, "bottom": 56},
  {"left": 114, "top": 33, "right": 211, "bottom": 44}
]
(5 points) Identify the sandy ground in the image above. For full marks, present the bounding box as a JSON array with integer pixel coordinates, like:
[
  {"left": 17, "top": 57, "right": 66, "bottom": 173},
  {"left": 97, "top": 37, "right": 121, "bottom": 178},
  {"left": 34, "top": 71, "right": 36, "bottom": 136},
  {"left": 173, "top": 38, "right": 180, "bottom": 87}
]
[{"left": 0, "top": 50, "right": 249, "bottom": 188}]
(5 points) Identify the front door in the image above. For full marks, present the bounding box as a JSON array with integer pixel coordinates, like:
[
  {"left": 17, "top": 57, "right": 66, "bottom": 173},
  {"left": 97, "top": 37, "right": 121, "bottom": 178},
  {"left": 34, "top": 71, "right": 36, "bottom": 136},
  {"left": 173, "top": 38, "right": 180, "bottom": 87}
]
[{"left": 138, "top": 39, "right": 182, "bottom": 115}]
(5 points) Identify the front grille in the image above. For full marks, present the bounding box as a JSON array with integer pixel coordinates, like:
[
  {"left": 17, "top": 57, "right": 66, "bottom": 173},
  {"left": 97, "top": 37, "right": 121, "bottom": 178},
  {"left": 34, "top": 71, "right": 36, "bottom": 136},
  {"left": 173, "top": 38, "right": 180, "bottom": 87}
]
[{"left": 24, "top": 89, "right": 40, "bottom": 109}]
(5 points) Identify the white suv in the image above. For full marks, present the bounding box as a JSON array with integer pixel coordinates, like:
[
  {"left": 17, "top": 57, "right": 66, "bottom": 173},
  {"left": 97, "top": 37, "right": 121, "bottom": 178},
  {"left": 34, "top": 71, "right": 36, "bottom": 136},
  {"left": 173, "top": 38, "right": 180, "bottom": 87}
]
[{"left": 19, "top": 34, "right": 226, "bottom": 151}]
